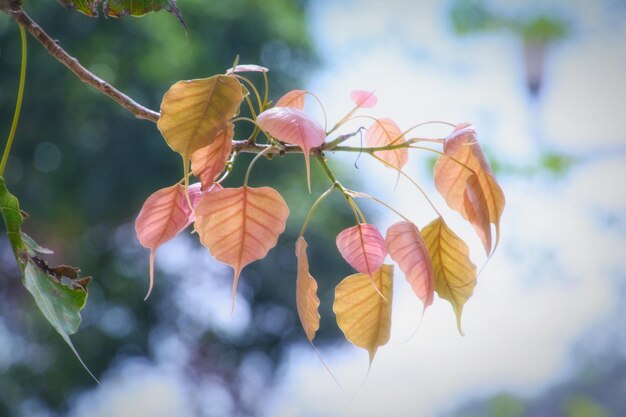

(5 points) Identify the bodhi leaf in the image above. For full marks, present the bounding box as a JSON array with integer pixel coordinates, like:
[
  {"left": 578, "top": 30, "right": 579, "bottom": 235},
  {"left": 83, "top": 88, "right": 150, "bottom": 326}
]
[
  {"left": 365, "top": 118, "right": 408, "bottom": 170},
  {"left": 256, "top": 106, "right": 326, "bottom": 192},
  {"left": 464, "top": 174, "right": 492, "bottom": 254},
  {"left": 158, "top": 75, "right": 245, "bottom": 182},
  {"left": 275, "top": 89, "right": 307, "bottom": 110},
  {"left": 59, "top": 0, "right": 185, "bottom": 27},
  {"left": 333, "top": 264, "right": 394, "bottom": 362},
  {"left": 296, "top": 237, "right": 320, "bottom": 342},
  {"left": 422, "top": 217, "right": 477, "bottom": 335},
  {"left": 385, "top": 221, "right": 434, "bottom": 309},
  {"left": 195, "top": 186, "right": 289, "bottom": 311},
  {"left": 350, "top": 90, "right": 377, "bottom": 109},
  {"left": 226, "top": 64, "right": 269, "bottom": 74},
  {"left": 191, "top": 123, "right": 234, "bottom": 190},
  {"left": 135, "top": 182, "right": 208, "bottom": 299},
  {"left": 336, "top": 223, "right": 387, "bottom": 296},
  {"left": 433, "top": 123, "right": 505, "bottom": 253},
  {"left": 1, "top": 177, "right": 95, "bottom": 381}
]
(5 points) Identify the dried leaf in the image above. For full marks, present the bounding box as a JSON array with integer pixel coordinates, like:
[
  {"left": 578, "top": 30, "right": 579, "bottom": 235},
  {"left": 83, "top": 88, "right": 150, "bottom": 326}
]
[
  {"left": 256, "top": 107, "right": 326, "bottom": 191},
  {"left": 350, "top": 90, "right": 377, "bottom": 109},
  {"left": 421, "top": 217, "right": 477, "bottom": 335},
  {"left": 191, "top": 123, "right": 234, "bottom": 190},
  {"left": 434, "top": 124, "right": 505, "bottom": 253},
  {"left": 365, "top": 118, "right": 408, "bottom": 170},
  {"left": 195, "top": 186, "right": 289, "bottom": 310},
  {"left": 275, "top": 89, "right": 307, "bottom": 110},
  {"left": 157, "top": 75, "right": 244, "bottom": 165},
  {"left": 385, "top": 221, "right": 434, "bottom": 309},
  {"left": 295, "top": 237, "right": 320, "bottom": 342},
  {"left": 333, "top": 264, "right": 394, "bottom": 362}
]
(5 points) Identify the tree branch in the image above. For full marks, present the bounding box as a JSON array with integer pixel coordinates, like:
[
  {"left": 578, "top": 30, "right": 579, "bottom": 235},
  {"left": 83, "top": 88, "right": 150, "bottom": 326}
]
[{"left": 8, "top": 3, "right": 160, "bottom": 123}]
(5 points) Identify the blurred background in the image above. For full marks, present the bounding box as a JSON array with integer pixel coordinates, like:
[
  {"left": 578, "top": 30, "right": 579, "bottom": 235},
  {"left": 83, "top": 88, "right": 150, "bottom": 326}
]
[{"left": 1, "top": 0, "right": 625, "bottom": 416}]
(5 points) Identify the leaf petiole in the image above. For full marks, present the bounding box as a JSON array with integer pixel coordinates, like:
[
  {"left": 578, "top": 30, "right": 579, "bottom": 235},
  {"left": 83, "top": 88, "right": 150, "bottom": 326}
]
[{"left": 297, "top": 185, "right": 335, "bottom": 239}]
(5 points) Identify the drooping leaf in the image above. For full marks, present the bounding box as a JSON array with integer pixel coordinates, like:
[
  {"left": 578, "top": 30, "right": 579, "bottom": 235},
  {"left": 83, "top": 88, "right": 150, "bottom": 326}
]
[
  {"left": 0, "top": 177, "right": 26, "bottom": 258},
  {"left": 59, "top": 0, "right": 185, "bottom": 27},
  {"left": 135, "top": 182, "right": 208, "bottom": 299},
  {"left": 333, "top": 264, "right": 394, "bottom": 362},
  {"left": 350, "top": 90, "right": 377, "bottom": 109},
  {"left": 365, "top": 118, "right": 408, "bottom": 170},
  {"left": 256, "top": 106, "right": 326, "bottom": 191},
  {"left": 463, "top": 174, "right": 492, "bottom": 254},
  {"left": 226, "top": 64, "right": 269, "bottom": 74},
  {"left": 275, "top": 89, "right": 307, "bottom": 110},
  {"left": 336, "top": 224, "right": 387, "bottom": 294},
  {"left": 295, "top": 237, "right": 320, "bottom": 342},
  {"left": 385, "top": 221, "right": 434, "bottom": 309},
  {"left": 191, "top": 123, "right": 234, "bottom": 190},
  {"left": 195, "top": 186, "right": 289, "bottom": 310},
  {"left": 157, "top": 75, "right": 245, "bottom": 165},
  {"left": 421, "top": 217, "right": 477, "bottom": 335},
  {"left": 433, "top": 124, "right": 505, "bottom": 253}
]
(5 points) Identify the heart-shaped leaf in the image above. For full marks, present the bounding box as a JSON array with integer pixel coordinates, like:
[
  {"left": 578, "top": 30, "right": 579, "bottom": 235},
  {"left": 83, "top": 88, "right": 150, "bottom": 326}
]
[
  {"left": 365, "top": 118, "right": 408, "bottom": 170},
  {"left": 191, "top": 123, "right": 234, "bottom": 190},
  {"left": 256, "top": 106, "right": 326, "bottom": 191},
  {"left": 333, "top": 264, "right": 394, "bottom": 362},
  {"left": 385, "top": 221, "right": 434, "bottom": 309},
  {"left": 296, "top": 237, "right": 320, "bottom": 342},
  {"left": 434, "top": 124, "right": 505, "bottom": 253},
  {"left": 195, "top": 186, "right": 289, "bottom": 310},
  {"left": 275, "top": 89, "right": 307, "bottom": 110},
  {"left": 157, "top": 75, "right": 245, "bottom": 178},
  {"left": 421, "top": 217, "right": 477, "bottom": 335},
  {"left": 350, "top": 90, "right": 377, "bottom": 109}
]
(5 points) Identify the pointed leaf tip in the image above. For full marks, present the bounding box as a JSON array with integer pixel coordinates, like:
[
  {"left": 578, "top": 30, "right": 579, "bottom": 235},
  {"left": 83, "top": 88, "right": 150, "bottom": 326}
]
[
  {"left": 333, "top": 264, "right": 393, "bottom": 362},
  {"left": 296, "top": 237, "right": 321, "bottom": 342}
]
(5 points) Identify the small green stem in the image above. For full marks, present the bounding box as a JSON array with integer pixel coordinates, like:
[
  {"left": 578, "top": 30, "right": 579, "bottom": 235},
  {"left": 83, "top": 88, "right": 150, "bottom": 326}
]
[
  {"left": 315, "top": 152, "right": 364, "bottom": 224},
  {"left": 0, "top": 24, "right": 27, "bottom": 177},
  {"left": 244, "top": 146, "right": 274, "bottom": 187},
  {"left": 298, "top": 185, "right": 335, "bottom": 239}
]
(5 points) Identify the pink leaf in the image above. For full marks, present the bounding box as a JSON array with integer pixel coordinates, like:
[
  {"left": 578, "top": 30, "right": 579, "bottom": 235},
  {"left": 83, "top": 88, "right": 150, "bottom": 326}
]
[
  {"left": 135, "top": 184, "right": 194, "bottom": 300},
  {"left": 385, "top": 221, "right": 434, "bottom": 309},
  {"left": 350, "top": 90, "right": 377, "bottom": 109},
  {"left": 365, "top": 118, "right": 408, "bottom": 169},
  {"left": 191, "top": 123, "right": 234, "bottom": 190},
  {"left": 256, "top": 107, "right": 326, "bottom": 192},
  {"left": 275, "top": 89, "right": 306, "bottom": 110},
  {"left": 336, "top": 224, "right": 387, "bottom": 294},
  {"left": 463, "top": 175, "right": 492, "bottom": 255},
  {"left": 226, "top": 64, "right": 269, "bottom": 74}
]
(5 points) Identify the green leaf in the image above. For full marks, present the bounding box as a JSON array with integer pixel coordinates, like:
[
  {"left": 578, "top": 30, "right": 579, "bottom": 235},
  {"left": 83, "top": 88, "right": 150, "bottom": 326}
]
[
  {"left": 59, "top": 0, "right": 185, "bottom": 28},
  {"left": 0, "top": 176, "right": 26, "bottom": 259}
]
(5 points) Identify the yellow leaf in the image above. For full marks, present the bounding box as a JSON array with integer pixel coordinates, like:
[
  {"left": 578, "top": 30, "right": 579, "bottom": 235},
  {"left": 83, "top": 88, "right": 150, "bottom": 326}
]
[
  {"left": 333, "top": 264, "right": 393, "bottom": 362},
  {"left": 422, "top": 217, "right": 477, "bottom": 335},
  {"left": 295, "top": 237, "right": 320, "bottom": 342},
  {"left": 157, "top": 75, "right": 244, "bottom": 161}
]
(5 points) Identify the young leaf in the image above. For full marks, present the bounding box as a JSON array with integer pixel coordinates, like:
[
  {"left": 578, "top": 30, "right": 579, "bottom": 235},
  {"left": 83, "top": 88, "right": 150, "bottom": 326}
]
[
  {"left": 135, "top": 183, "right": 205, "bottom": 299},
  {"left": 350, "top": 90, "right": 377, "bottom": 109},
  {"left": 0, "top": 177, "right": 26, "bottom": 258},
  {"left": 464, "top": 175, "right": 492, "bottom": 254},
  {"left": 333, "top": 264, "right": 394, "bottom": 362},
  {"left": 421, "top": 217, "right": 477, "bottom": 335},
  {"left": 336, "top": 224, "right": 387, "bottom": 294},
  {"left": 433, "top": 124, "right": 505, "bottom": 253},
  {"left": 195, "top": 186, "right": 289, "bottom": 310},
  {"left": 296, "top": 237, "right": 320, "bottom": 342},
  {"left": 256, "top": 107, "right": 326, "bottom": 191},
  {"left": 191, "top": 123, "right": 234, "bottom": 190},
  {"left": 275, "top": 89, "right": 307, "bottom": 110},
  {"left": 226, "top": 64, "right": 269, "bottom": 74},
  {"left": 385, "top": 221, "right": 434, "bottom": 309},
  {"left": 365, "top": 118, "right": 408, "bottom": 170},
  {"left": 157, "top": 75, "right": 244, "bottom": 163}
]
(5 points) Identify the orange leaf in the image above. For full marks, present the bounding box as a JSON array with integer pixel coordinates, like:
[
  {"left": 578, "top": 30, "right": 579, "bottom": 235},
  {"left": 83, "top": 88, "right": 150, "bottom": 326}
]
[
  {"left": 333, "top": 264, "right": 394, "bottom": 362},
  {"left": 421, "top": 217, "right": 477, "bottom": 335},
  {"left": 464, "top": 174, "right": 492, "bottom": 254},
  {"left": 433, "top": 124, "right": 505, "bottom": 253},
  {"left": 195, "top": 186, "right": 289, "bottom": 311},
  {"left": 191, "top": 123, "right": 234, "bottom": 190},
  {"left": 365, "top": 118, "right": 408, "bottom": 170},
  {"left": 275, "top": 89, "right": 306, "bottom": 110},
  {"left": 385, "top": 221, "right": 434, "bottom": 309},
  {"left": 295, "top": 237, "right": 320, "bottom": 342}
]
